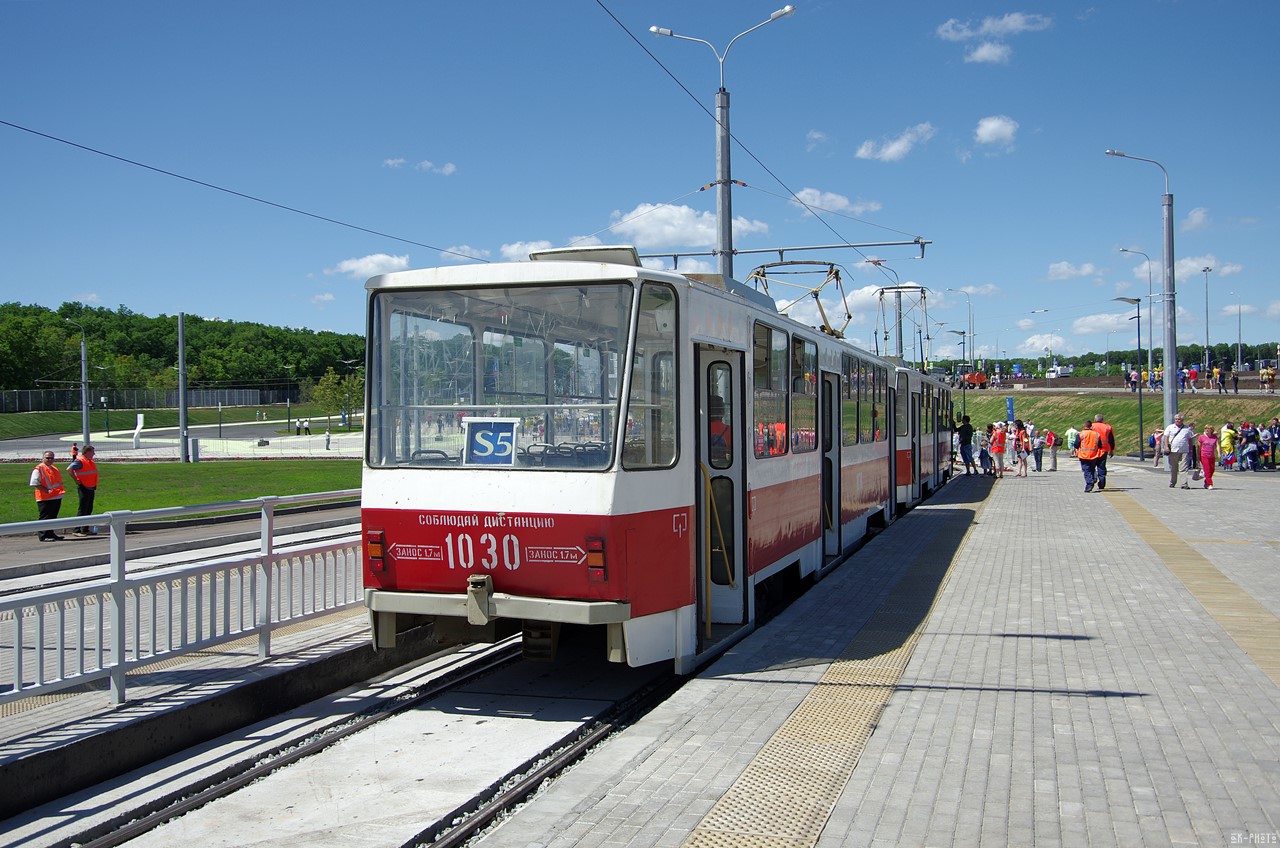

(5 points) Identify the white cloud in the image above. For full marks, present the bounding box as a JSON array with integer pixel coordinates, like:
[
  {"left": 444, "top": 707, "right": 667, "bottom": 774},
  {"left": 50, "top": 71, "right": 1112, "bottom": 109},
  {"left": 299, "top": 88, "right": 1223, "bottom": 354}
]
[
  {"left": 1021, "top": 332, "right": 1066, "bottom": 355},
  {"left": 1181, "top": 207, "right": 1210, "bottom": 232},
  {"left": 780, "top": 284, "right": 881, "bottom": 335},
  {"left": 974, "top": 115, "right": 1019, "bottom": 149},
  {"left": 325, "top": 253, "right": 410, "bottom": 279},
  {"left": 382, "top": 158, "right": 406, "bottom": 168},
  {"left": 856, "top": 123, "right": 936, "bottom": 162},
  {"left": 412, "top": 160, "right": 457, "bottom": 175},
  {"left": 937, "top": 13, "right": 1053, "bottom": 41},
  {"left": 965, "top": 42, "right": 1011, "bottom": 64},
  {"left": 806, "top": 130, "right": 829, "bottom": 152},
  {"left": 790, "top": 188, "right": 880, "bottom": 218},
  {"left": 1047, "top": 261, "right": 1098, "bottom": 280},
  {"left": 74, "top": 293, "right": 102, "bottom": 304},
  {"left": 1175, "top": 255, "right": 1242, "bottom": 281},
  {"left": 607, "top": 203, "right": 767, "bottom": 249},
  {"left": 1072, "top": 311, "right": 1134, "bottom": 335},
  {"left": 1267, "top": 301, "right": 1280, "bottom": 319},
  {"left": 500, "top": 241, "right": 554, "bottom": 261},
  {"left": 440, "top": 245, "right": 490, "bottom": 263},
  {"left": 310, "top": 293, "right": 335, "bottom": 307},
  {"left": 1219, "top": 303, "right": 1259, "bottom": 317}
]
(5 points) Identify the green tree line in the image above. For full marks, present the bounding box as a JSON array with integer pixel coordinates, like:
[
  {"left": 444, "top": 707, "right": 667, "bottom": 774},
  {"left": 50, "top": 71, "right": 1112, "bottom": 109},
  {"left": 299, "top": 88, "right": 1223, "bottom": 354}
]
[{"left": 0, "top": 301, "right": 364, "bottom": 392}]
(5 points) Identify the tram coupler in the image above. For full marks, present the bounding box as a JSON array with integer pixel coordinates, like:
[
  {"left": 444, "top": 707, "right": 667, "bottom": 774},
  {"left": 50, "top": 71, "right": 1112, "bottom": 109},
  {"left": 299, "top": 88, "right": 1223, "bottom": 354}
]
[{"left": 466, "top": 574, "right": 494, "bottom": 625}]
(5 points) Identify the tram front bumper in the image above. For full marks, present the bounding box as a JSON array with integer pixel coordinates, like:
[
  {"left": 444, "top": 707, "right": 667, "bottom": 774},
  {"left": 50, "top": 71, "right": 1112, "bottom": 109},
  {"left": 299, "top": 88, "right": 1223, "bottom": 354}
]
[{"left": 364, "top": 582, "right": 631, "bottom": 628}]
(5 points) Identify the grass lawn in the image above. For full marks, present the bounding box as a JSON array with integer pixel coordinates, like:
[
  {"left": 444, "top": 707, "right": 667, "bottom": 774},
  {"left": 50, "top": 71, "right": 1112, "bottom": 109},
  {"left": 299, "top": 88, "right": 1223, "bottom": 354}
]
[{"left": 2, "top": 460, "right": 361, "bottom": 526}]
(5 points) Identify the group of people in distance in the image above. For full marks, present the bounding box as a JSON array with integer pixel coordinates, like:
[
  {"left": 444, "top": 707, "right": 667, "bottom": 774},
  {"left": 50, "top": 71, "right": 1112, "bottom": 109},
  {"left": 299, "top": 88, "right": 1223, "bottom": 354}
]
[
  {"left": 962, "top": 411, "right": 1279, "bottom": 495},
  {"left": 955, "top": 416, "right": 1059, "bottom": 480},
  {"left": 1151, "top": 417, "right": 1278, "bottom": 489}
]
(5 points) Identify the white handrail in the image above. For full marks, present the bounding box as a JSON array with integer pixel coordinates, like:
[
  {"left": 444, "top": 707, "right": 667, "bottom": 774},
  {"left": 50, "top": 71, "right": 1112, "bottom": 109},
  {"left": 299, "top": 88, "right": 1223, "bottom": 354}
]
[{"left": 0, "top": 490, "right": 362, "bottom": 707}]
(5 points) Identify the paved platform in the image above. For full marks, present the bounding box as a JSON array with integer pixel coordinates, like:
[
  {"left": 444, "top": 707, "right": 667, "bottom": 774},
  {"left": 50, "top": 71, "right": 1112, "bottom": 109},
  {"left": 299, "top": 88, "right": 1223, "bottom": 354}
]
[
  {"left": 476, "top": 457, "right": 1280, "bottom": 848},
  {"left": 2, "top": 456, "right": 1278, "bottom": 846}
]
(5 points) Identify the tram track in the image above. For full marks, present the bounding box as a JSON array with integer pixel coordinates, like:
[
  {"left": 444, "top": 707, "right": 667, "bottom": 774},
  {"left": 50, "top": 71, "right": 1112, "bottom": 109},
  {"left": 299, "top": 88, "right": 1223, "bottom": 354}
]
[
  {"left": 58, "top": 630, "right": 676, "bottom": 848},
  {"left": 68, "top": 637, "right": 525, "bottom": 848}
]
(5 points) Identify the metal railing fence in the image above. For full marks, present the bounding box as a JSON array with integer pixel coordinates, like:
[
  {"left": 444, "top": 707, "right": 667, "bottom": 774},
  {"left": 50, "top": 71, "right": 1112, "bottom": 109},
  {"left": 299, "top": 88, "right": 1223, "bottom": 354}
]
[{"left": 0, "top": 489, "right": 361, "bottom": 707}]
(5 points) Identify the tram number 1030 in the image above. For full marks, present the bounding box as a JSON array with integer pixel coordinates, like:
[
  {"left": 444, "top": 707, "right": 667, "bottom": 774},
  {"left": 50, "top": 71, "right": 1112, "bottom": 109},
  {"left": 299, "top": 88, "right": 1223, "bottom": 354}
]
[{"left": 443, "top": 532, "right": 521, "bottom": 571}]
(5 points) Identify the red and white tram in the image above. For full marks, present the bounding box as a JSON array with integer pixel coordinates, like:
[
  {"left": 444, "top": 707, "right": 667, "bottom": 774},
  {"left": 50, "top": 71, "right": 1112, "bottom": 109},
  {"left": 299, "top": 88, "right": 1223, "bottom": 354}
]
[{"left": 361, "top": 246, "right": 951, "bottom": 673}]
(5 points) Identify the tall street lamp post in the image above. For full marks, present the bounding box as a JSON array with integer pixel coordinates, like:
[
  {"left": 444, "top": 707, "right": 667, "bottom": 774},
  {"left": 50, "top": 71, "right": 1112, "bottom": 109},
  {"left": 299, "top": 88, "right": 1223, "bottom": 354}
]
[
  {"left": 946, "top": 287, "right": 973, "bottom": 366},
  {"left": 650, "top": 5, "right": 796, "bottom": 281},
  {"left": 948, "top": 329, "right": 967, "bottom": 415},
  {"left": 1201, "top": 266, "right": 1212, "bottom": 371},
  {"left": 1114, "top": 297, "right": 1145, "bottom": 460},
  {"left": 1119, "top": 247, "right": 1155, "bottom": 375},
  {"left": 1228, "top": 292, "right": 1243, "bottom": 371},
  {"left": 64, "top": 319, "right": 91, "bottom": 447},
  {"left": 1106, "top": 149, "right": 1177, "bottom": 425}
]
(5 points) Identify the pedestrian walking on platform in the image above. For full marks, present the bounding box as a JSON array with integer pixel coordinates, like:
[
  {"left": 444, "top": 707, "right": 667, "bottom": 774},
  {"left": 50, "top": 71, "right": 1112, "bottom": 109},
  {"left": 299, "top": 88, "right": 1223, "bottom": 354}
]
[
  {"left": 1064, "top": 424, "right": 1080, "bottom": 458},
  {"left": 1163, "top": 414, "right": 1195, "bottom": 488},
  {"left": 1046, "top": 429, "right": 1058, "bottom": 471},
  {"left": 29, "top": 450, "right": 65, "bottom": 541},
  {"left": 991, "top": 422, "right": 1008, "bottom": 479},
  {"left": 1196, "top": 425, "right": 1220, "bottom": 490},
  {"left": 956, "top": 415, "right": 976, "bottom": 475},
  {"left": 1091, "top": 414, "right": 1115, "bottom": 483},
  {"left": 1075, "top": 421, "right": 1106, "bottom": 492},
  {"left": 66, "top": 444, "right": 98, "bottom": 536}
]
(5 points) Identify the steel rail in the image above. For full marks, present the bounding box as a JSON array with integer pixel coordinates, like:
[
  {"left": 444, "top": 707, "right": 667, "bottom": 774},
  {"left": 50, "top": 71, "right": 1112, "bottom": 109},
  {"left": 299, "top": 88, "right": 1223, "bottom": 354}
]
[{"left": 71, "top": 638, "right": 524, "bottom": 848}]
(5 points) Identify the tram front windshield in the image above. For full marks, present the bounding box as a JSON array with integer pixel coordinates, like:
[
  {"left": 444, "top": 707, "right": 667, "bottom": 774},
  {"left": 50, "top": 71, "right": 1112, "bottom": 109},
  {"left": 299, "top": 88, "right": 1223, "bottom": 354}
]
[{"left": 368, "top": 282, "right": 663, "bottom": 471}]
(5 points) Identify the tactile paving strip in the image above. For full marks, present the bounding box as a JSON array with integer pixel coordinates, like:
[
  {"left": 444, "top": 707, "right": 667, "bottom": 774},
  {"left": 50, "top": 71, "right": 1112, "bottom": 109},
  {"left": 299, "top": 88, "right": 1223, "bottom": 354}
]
[
  {"left": 683, "top": 502, "right": 985, "bottom": 848},
  {"left": 1106, "top": 491, "right": 1280, "bottom": 686}
]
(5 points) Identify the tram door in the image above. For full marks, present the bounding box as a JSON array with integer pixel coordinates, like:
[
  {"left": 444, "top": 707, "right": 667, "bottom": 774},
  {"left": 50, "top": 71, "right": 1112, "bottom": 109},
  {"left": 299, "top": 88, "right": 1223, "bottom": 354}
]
[
  {"left": 910, "top": 389, "right": 923, "bottom": 503},
  {"left": 696, "top": 347, "right": 747, "bottom": 648},
  {"left": 821, "top": 371, "right": 841, "bottom": 559}
]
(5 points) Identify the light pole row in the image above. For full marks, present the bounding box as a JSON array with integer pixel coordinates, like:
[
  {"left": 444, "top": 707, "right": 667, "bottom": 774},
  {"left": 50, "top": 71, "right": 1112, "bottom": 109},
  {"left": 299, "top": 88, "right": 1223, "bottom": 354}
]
[{"left": 1105, "top": 149, "right": 1178, "bottom": 426}]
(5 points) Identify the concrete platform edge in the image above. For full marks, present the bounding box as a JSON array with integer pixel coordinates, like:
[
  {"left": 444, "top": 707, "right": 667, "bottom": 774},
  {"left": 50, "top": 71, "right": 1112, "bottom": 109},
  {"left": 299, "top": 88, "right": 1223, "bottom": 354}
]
[{"left": 0, "top": 626, "right": 437, "bottom": 822}]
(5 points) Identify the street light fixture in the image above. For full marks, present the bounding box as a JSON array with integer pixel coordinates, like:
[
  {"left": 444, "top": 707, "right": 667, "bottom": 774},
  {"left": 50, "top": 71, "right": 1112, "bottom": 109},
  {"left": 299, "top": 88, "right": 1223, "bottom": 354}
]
[
  {"left": 1106, "top": 148, "right": 1177, "bottom": 425},
  {"left": 64, "top": 318, "right": 91, "bottom": 447},
  {"left": 1114, "top": 297, "right": 1145, "bottom": 460},
  {"left": 650, "top": 5, "right": 796, "bottom": 281},
  {"left": 1119, "top": 247, "right": 1155, "bottom": 375}
]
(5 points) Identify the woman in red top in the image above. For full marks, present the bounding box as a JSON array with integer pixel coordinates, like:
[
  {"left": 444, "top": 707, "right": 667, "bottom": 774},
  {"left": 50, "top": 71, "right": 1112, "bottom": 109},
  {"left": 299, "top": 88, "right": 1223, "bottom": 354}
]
[
  {"left": 1196, "top": 424, "right": 1220, "bottom": 489},
  {"left": 990, "top": 422, "right": 1008, "bottom": 479}
]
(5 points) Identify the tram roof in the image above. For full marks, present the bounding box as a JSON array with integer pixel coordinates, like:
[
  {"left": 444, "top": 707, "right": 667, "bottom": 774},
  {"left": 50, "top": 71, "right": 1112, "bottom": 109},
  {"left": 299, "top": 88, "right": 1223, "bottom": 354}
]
[{"left": 364, "top": 258, "right": 690, "bottom": 292}]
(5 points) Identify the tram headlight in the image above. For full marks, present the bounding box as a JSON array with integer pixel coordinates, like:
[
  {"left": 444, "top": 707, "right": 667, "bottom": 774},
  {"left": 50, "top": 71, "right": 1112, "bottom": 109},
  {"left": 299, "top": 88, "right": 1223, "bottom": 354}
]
[{"left": 586, "top": 537, "right": 606, "bottom": 582}]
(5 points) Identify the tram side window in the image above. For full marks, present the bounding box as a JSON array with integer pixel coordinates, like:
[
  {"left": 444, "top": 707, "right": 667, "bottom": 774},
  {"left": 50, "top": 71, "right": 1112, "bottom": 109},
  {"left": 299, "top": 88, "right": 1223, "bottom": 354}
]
[
  {"left": 855, "top": 357, "right": 870, "bottom": 444},
  {"left": 875, "top": 365, "right": 887, "bottom": 441},
  {"left": 622, "top": 283, "right": 678, "bottom": 470},
  {"left": 790, "top": 338, "right": 817, "bottom": 453},
  {"left": 752, "top": 323, "right": 788, "bottom": 458},
  {"left": 895, "top": 372, "right": 909, "bottom": 438},
  {"left": 841, "top": 355, "right": 858, "bottom": 447}
]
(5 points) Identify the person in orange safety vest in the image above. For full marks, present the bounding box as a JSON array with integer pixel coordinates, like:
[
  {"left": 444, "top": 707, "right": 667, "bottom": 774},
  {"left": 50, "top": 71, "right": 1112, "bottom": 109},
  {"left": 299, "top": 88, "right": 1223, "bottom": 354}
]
[
  {"left": 67, "top": 443, "right": 99, "bottom": 536},
  {"left": 29, "top": 450, "right": 65, "bottom": 541},
  {"left": 1076, "top": 421, "right": 1107, "bottom": 493}
]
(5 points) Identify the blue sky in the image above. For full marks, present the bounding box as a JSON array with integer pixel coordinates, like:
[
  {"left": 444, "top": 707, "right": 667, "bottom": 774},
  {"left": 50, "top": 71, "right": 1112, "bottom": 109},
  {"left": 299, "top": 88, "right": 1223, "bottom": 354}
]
[{"left": 3, "top": 1, "right": 1276, "bottom": 366}]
